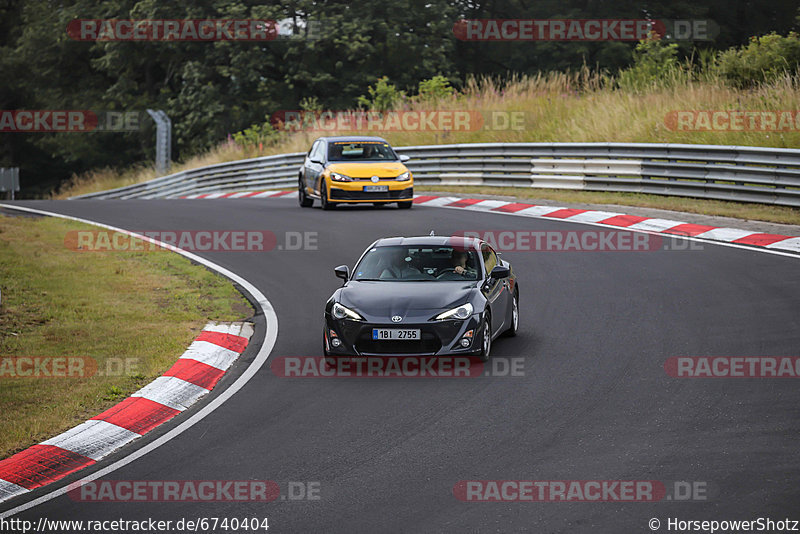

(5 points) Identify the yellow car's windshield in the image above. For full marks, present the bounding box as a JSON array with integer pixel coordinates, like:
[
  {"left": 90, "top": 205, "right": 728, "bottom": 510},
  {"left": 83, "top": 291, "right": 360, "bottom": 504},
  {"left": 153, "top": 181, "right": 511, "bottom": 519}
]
[{"left": 328, "top": 142, "right": 398, "bottom": 161}]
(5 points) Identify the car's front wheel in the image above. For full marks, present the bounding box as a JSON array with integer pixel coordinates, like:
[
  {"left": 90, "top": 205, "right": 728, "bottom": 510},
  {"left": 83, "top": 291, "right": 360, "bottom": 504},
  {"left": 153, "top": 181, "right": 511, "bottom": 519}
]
[
  {"left": 299, "top": 178, "right": 313, "bottom": 207},
  {"left": 477, "top": 314, "right": 492, "bottom": 362},
  {"left": 321, "top": 182, "right": 336, "bottom": 210}
]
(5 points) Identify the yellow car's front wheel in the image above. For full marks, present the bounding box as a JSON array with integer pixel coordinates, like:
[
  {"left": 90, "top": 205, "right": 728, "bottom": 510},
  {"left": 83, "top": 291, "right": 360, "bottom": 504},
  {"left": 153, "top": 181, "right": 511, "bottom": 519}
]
[{"left": 321, "top": 182, "right": 336, "bottom": 210}]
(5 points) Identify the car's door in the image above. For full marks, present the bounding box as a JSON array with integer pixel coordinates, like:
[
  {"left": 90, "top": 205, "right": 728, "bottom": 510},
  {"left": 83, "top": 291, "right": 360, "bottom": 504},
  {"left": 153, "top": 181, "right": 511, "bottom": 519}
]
[
  {"left": 302, "top": 140, "right": 318, "bottom": 193},
  {"left": 480, "top": 244, "right": 509, "bottom": 336},
  {"left": 307, "top": 140, "right": 326, "bottom": 195}
]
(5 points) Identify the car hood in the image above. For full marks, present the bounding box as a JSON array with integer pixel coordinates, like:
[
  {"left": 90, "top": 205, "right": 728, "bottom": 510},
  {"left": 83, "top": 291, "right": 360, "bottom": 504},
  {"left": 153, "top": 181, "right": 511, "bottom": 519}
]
[
  {"left": 326, "top": 162, "right": 407, "bottom": 179},
  {"left": 339, "top": 281, "right": 474, "bottom": 318}
]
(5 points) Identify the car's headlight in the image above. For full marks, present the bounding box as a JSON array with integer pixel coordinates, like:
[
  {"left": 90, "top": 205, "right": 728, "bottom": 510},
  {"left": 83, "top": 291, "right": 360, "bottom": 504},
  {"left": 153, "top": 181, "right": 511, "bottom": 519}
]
[
  {"left": 395, "top": 171, "right": 410, "bottom": 181},
  {"left": 330, "top": 172, "right": 353, "bottom": 182},
  {"left": 332, "top": 302, "right": 363, "bottom": 321},
  {"left": 435, "top": 302, "right": 473, "bottom": 321}
]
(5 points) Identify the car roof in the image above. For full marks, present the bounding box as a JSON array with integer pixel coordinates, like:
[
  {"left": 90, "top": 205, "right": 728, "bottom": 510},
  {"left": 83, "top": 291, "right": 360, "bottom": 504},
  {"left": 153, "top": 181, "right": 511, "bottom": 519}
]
[
  {"left": 317, "top": 136, "right": 391, "bottom": 144},
  {"left": 373, "top": 236, "right": 484, "bottom": 250}
]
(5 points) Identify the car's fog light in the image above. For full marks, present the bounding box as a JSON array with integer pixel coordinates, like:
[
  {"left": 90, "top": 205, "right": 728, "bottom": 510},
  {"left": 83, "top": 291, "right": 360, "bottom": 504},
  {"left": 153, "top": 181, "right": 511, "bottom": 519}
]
[
  {"left": 460, "top": 338, "right": 471, "bottom": 348},
  {"left": 331, "top": 338, "right": 342, "bottom": 348}
]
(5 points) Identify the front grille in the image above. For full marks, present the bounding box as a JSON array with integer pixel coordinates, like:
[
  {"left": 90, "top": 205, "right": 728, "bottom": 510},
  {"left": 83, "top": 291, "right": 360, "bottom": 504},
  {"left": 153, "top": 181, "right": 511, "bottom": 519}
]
[
  {"left": 330, "top": 187, "right": 413, "bottom": 201},
  {"left": 354, "top": 327, "right": 442, "bottom": 355}
]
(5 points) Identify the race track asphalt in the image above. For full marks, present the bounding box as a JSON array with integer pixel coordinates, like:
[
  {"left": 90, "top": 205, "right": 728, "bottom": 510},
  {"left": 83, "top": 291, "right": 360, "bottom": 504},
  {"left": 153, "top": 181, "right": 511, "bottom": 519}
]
[{"left": 2, "top": 198, "right": 799, "bottom": 533}]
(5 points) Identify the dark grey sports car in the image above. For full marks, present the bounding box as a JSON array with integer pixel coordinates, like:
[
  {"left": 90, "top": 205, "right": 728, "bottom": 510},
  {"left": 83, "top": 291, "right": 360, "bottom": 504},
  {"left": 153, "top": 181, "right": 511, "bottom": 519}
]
[{"left": 323, "top": 235, "right": 519, "bottom": 362}]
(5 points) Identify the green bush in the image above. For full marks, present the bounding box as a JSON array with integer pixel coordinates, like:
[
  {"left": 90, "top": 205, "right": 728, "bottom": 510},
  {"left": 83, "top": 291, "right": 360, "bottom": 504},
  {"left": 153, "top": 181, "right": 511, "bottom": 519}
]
[
  {"left": 357, "top": 76, "right": 405, "bottom": 111},
  {"left": 416, "top": 75, "right": 455, "bottom": 102},
  {"left": 617, "top": 35, "right": 680, "bottom": 91},
  {"left": 232, "top": 121, "right": 281, "bottom": 148},
  {"left": 717, "top": 32, "right": 800, "bottom": 87}
]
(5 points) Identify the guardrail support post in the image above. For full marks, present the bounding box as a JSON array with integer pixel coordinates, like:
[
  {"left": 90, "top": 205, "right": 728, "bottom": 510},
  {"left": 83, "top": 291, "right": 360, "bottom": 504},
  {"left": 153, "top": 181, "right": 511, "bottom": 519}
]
[
  {"left": 0, "top": 167, "right": 20, "bottom": 200},
  {"left": 146, "top": 109, "right": 172, "bottom": 176}
]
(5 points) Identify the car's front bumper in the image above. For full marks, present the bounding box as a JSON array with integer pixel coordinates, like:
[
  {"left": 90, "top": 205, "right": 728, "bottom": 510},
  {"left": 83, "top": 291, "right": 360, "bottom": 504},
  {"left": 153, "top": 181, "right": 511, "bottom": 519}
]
[
  {"left": 327, "top": 182, "right": 413, "bottom": 203},
  {"left": 324, "top": 313, "right": 482, "bottom": 356}
]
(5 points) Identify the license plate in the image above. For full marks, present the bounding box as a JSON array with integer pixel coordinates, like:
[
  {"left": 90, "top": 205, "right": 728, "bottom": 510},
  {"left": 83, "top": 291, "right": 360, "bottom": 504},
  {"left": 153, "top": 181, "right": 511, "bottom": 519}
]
[
  {"left": 372, "top": 329, "right": 420, "bottom": 340},
  {"left": 363, "top": 185, "right": 389, "bottom": 192}
]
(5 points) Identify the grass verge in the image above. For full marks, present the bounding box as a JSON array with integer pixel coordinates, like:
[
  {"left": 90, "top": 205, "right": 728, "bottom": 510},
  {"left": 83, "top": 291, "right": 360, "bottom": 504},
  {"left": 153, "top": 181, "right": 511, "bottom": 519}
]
[
  {"left": 0, "top": 213, "right": 254, "bottom": 459},
  {"left": 416, "top": 185, "right": 800, "bottom": 226}
]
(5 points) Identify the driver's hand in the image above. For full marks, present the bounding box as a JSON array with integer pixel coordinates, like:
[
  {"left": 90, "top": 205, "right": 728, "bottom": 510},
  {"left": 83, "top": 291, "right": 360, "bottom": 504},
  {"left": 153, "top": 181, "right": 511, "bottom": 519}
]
[{"left": 454, "top": 266, "right": 465, "bottom": 274}]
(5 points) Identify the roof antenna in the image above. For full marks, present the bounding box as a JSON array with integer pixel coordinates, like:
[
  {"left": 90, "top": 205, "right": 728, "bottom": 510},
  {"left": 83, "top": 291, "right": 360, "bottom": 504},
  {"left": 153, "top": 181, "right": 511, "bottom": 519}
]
[{"left": 429, "top": 230, "right": 435, "bottom": 236}]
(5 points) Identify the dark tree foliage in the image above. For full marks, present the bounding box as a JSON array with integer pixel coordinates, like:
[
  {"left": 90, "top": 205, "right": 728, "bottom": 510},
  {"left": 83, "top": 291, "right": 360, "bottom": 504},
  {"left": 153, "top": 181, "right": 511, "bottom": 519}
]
[{"left": 0, "top": 0, "right": 797, "bottom": 196}]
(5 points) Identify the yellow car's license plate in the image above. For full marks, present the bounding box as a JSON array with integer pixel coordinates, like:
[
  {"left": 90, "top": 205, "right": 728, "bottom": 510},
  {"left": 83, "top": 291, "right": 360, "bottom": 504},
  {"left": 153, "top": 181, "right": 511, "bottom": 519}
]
[{"left": 363, "top": 185, "right": 389, "bottom": 192}]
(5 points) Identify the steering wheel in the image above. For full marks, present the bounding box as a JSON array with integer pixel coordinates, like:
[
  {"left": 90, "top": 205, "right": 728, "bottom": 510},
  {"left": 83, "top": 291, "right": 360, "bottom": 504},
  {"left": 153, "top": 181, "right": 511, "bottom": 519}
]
[{"left": 436, "top": 268, "right": 462, "bottom": 279}]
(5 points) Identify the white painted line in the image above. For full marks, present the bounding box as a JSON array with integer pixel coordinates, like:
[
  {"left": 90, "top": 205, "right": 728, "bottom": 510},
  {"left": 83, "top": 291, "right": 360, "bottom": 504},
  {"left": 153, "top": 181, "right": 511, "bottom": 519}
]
[
  {"left": 179, "top": 341, "right": 240, "bottom": 371},
  {"left": 0, "top": 481, "right": 28, "bottom": 501},
  {"left": 418, "top": 198, "right": 800, "bottom": 260},
  {"left": 226, "top": 192, "right": 251, "bottom": 198},
  {"left": 202, "top": 192, "right": 228, "bottom": 199},
  {"left": 41, "top": 421, "right": 139, "bottom": 462},
  {"left": 693, "top": 227, "right": 757, "bottom": 242},
  {"left": 251, "top": 191, "right": 277, "bottom": 198},
  {"left": 0, "top": 203, "right": 279, "bottom": 518},
  {"left": 767, "top": 237, "right": 800, "bottom": 253},
  {"left": 626, "top": 218, "right": 686, "bottom": 233},
  {"left": 132, "top": 376, "right": 210, "bottom": 411}
]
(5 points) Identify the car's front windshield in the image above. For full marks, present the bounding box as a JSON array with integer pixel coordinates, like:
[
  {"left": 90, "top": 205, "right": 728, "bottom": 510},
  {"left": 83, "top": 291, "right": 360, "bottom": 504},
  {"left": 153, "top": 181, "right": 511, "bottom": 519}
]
[
  {"left": 353, "top": 245, "right": 480, "bottom": 281},
  {"left": 328, "top": 141, "right": 398, "bottom": 162}
]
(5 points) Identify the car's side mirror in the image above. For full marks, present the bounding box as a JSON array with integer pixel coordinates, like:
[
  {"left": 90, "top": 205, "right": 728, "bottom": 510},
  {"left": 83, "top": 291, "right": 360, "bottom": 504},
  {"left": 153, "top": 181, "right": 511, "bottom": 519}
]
[
  {"left": 490, "top": 265, "right": 510, "bottom": 279},
  {"left": 334, "top": 265, "right": 350, "bottom": 282},
  {"left": 399, "top": 154, "right": 410, "bottom": 162}
]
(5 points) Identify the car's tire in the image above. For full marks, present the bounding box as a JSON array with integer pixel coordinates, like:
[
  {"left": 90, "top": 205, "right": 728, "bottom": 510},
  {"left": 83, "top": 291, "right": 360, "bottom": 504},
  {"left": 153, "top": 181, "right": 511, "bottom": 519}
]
[
  {"left": 299, "top": 178, "right": 313, "bottom": 207},
  {"left": 397, "top": 201, "right": 413, "bottom": 209},
  {"left": 477, "top": 313, "right": 492, "bottom": 362},
  {"left": 504, "top": 289, "right": 519, "bottom": 337},
  {"left": 321, "top": 182, "right": 336, "bottom": 210}
]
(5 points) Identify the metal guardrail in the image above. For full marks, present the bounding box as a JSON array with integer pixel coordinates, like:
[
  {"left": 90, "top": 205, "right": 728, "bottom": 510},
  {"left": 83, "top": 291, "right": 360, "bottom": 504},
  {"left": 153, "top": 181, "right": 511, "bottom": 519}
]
[
  {"left": 1, "top": 167, "right": 20, "bottom": 200},
  {"left": 71, "top": 143, "right": 800, "bottom": 207}
]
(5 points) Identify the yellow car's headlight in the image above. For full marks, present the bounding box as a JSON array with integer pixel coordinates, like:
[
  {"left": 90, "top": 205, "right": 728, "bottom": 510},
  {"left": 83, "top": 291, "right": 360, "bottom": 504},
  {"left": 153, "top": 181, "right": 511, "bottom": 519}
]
[
  {"left": 395, "top": 171, "right": 411, "bottom": 181},
  {"left": 330, "top": 172, "right": 353, "bottom": 182}
]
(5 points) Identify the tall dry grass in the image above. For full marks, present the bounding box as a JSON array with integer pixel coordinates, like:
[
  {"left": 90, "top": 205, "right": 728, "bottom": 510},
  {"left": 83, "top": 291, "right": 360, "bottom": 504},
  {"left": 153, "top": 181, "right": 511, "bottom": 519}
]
[{"left": 55, "top": 72, "right": 800, "bottom": 199}]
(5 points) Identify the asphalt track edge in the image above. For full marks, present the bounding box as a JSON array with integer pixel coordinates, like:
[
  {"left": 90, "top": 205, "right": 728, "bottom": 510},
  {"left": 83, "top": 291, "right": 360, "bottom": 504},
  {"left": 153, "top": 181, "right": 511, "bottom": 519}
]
[{"left": 0, "top": 203, "right": 280, "bottom": 519}]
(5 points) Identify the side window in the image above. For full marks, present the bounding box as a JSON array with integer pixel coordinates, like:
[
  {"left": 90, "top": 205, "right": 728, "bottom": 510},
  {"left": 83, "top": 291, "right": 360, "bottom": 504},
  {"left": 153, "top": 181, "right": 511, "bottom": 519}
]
[
  {"left": 313, "top": 141, "right": 325, "bottom": 162},
  {"left": 307, "top": 140, "right": 318, "bottom": 158},
  {"left": 482, "top": 245, "right": 498, "bottom": 277}
]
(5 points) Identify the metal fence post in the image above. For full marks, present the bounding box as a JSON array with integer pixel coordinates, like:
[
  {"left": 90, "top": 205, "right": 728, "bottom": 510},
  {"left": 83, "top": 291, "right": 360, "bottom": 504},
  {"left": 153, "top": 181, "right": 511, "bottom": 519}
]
[{"left": 146, "top": 110, "right": 172, "bottom": 176}]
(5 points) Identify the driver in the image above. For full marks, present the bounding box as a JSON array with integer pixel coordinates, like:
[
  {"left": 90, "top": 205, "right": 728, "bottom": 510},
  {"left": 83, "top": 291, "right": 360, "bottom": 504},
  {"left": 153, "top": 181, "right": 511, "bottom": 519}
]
[{"left": 450, "top": 249, "right": 477, "bottom": 277}]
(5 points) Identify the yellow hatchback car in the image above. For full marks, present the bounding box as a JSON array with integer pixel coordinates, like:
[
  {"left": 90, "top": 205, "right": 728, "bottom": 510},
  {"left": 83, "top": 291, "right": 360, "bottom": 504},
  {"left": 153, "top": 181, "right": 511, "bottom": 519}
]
[{"left": 298, "top": 136, "right": 414, "bottom": 209}]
